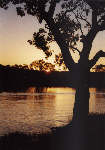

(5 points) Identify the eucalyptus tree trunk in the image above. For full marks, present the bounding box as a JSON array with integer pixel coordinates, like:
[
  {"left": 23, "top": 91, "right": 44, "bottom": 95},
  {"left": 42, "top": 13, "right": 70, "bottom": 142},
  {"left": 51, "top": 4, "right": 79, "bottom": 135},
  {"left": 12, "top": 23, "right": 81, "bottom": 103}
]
[
  {"left": 43, "top": 9, "right": 95, "bottom": 149},
  {"left": 71, "top": 50, "right": 90, "bottom": 150},
  {"left": 72, "top": 64, "right": 90, "bottom": 120}
]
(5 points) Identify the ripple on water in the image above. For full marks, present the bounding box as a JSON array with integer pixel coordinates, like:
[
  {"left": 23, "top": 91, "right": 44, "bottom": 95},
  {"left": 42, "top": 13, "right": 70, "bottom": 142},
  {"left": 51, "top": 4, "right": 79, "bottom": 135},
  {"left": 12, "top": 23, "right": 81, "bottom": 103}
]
[{"left": 0, "top": 87, "right": 104, "bottom": 136}]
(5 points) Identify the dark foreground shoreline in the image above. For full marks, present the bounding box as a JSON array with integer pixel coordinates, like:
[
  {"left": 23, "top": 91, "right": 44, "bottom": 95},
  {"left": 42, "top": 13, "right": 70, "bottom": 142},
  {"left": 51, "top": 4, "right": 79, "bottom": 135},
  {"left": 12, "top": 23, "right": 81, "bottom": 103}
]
[{"left": 0, "top": 114, "right": 104, "bottom": 150}]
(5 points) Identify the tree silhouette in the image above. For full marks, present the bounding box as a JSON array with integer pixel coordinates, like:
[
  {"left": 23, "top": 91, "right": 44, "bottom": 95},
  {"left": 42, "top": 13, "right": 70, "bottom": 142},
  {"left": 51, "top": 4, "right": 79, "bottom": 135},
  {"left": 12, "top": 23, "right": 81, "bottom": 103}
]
[
  {"left": 1, "top": 0, "right": 105, "bottom": 149},
  {"left": 10, "top": 64, "right": 29, "bottom": 70},
  {"left": 93, "top": 64, "right": 105, "bottom": 72},
  {"left": 29, "top": 59, "right": 55, "bottom": 72},
  {"left": 29, "top": 57, "right": 67, "bottom": 72},
  {"left": 54, "top": 53, "right": 67, "bottom": 71}
]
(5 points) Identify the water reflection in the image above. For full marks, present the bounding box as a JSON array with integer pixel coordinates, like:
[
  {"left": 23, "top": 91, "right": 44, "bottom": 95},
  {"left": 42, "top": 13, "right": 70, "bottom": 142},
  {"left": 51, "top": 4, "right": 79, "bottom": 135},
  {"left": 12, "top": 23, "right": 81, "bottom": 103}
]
[
  {"left": 0, "top": 87, "right": 105, "bottom": 136},
  {"left": 90, "top": 88, "right": 105, "bottom": 114},
  {"left": 26, "top": 87, "right": 48, "bottom": 93}
]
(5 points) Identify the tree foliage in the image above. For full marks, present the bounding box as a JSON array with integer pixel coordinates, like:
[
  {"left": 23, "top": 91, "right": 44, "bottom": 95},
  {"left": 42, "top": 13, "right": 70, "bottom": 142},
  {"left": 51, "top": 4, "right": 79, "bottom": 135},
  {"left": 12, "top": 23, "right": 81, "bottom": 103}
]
[
  {"left": 0, "top": 0, "right": 105, "bottom": 71},
  {"left": 29, "top": 54, "right": 67, "bottom": 72},
  {"left": 54, "top": 53, "right": 67, "bottom": 71},
  {"left": 29, "top": 59, "right": 55, "bottom": 72}
]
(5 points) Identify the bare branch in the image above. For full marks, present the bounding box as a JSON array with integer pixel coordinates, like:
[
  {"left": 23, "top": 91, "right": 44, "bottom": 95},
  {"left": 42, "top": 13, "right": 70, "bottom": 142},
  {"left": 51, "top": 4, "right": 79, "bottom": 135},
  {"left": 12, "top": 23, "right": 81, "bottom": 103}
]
[
  {"left": 78, "top": 14, "right": 92, "bottom": 28},
  {"left": 66, "top": 8, "right": 91, "bottom": 29},
  {"left": 72, "top": 11, "right": 84, "bottom": 36},
  {"left": 89, "top": 50, "right": 105, "bottom": 69},
  {"left": 70, "top": 45, "right": 81, "bottom": 55}
]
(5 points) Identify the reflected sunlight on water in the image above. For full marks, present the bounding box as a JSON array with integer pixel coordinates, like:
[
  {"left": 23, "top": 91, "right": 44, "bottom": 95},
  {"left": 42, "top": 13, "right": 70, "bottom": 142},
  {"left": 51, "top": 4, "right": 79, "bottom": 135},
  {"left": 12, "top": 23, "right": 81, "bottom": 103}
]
[{"left": 0, "top": 87, "right": 105, "bottom": 136}]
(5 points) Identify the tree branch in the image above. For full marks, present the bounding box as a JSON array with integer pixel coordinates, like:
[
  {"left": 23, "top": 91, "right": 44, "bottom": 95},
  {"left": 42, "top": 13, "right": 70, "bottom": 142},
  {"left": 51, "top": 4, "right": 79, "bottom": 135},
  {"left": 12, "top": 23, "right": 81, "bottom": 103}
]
[
  {"left": 80, "top": 8, "right": 99, "bottom": 57},
  {"left": 65, "top": 5, "right": 77, "bottom": 14},
  {"left": 79, "top": 27, "right": 98, "bottom": 60},
  {"left": 70, "top": 45, "right": 81, "bottom": 55},
  {"left": 97, "top": 23, "right": 105, "bottom": 31},
  {"left": 92, "top": 9, "right": 97, "bottom": 27},
  {"left": 77, "top": 14, "right": 92, "bottom": 28},
  {"left": 89, "top": 50, "right": 105, "bottom": 69},
  {"left": 72, "top": 11, "right": 84, "bottom": 36},
  {"left": 68, "top": 9, "right": 91, "bottom": 29},
  {"left": 48, "top": 0, "right": 56, "bottom": 18},
  {"left": 43, "top": 12, "right": 75, "bottom": 70}
]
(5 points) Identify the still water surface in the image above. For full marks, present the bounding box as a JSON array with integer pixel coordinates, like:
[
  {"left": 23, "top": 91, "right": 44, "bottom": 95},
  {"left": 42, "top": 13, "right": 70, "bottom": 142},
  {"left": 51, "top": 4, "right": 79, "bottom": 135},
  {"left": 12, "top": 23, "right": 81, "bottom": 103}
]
[{"left": 0, "top": 87, "right": 105, "bottom": 136}]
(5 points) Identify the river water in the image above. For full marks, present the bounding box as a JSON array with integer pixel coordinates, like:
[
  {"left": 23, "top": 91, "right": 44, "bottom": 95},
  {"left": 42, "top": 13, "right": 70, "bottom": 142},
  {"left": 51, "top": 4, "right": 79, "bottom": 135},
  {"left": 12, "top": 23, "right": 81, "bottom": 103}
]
[{"left": 0, "top": 87, "right": 105, "bottom": 136}]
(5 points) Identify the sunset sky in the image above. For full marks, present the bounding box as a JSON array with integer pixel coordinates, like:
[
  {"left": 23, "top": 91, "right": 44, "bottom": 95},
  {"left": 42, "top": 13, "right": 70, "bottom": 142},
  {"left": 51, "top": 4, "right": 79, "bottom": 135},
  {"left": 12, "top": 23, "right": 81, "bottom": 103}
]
[{"left": 0, "top": 4, "right": 105, "bottom": 66}]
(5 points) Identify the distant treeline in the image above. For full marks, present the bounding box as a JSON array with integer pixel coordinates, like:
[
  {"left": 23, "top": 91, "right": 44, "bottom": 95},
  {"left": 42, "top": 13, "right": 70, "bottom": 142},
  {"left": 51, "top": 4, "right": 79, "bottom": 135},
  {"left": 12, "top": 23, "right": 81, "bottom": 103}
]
[{"left": 0, "top": 64, "right": 105, "bottom": 91}]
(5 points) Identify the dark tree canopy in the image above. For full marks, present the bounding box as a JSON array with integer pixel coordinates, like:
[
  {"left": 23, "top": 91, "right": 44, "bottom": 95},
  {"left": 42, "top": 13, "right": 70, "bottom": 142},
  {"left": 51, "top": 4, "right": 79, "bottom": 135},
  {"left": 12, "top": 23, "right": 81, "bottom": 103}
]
[{"left": 0, "top": 0, "right": 105, "bottom": 71}]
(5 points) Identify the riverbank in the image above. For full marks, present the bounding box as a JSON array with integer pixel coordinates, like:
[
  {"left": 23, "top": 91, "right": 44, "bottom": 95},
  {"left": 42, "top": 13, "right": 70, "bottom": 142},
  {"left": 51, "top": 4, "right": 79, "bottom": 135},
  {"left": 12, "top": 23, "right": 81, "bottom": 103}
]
[
  {"left": 0, "top": 114, "right": 104, "bottom": 150},
  {"left": 0, "top": 65, "right": 105, "bottom": 91}
]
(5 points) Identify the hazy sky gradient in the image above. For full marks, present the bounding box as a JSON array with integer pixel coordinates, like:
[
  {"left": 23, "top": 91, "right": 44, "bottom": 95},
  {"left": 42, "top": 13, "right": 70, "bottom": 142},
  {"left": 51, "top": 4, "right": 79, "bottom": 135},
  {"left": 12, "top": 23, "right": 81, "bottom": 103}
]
[{"left": 0, "top": 5, "right": 105, "bottom": 66}]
